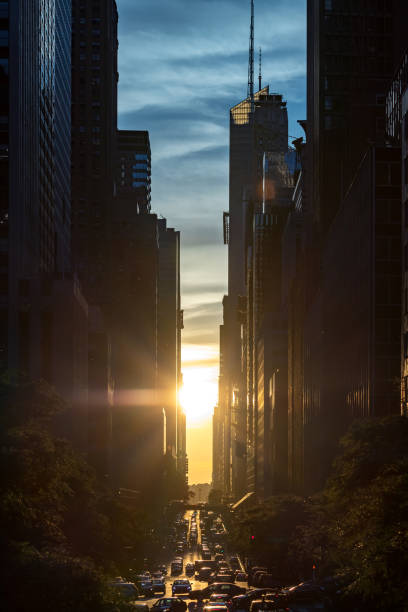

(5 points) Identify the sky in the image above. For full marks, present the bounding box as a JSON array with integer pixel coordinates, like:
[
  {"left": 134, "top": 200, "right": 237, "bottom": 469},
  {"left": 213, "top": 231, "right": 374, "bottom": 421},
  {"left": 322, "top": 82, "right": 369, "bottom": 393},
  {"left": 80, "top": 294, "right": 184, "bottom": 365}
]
[{"left": 117, "top": 0, "right": 306, "bottom": 484}]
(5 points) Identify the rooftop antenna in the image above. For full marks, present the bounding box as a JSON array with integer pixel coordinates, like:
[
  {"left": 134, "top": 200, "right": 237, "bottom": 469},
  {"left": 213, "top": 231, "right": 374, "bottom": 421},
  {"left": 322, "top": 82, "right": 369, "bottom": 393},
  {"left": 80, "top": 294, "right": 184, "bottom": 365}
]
[
  {"left": 247, "top": 0, "right": 254, "bottom": 111},
  {"left": 258, "top": 47, "right": 262, "bottom": 91}
]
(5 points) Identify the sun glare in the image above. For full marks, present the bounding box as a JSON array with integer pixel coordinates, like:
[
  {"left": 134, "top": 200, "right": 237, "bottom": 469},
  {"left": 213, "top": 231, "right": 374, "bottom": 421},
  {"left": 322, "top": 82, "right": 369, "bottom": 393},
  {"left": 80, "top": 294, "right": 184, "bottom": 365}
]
[{"left": 180, "top": 345, "right": 218, "bottom": 426}]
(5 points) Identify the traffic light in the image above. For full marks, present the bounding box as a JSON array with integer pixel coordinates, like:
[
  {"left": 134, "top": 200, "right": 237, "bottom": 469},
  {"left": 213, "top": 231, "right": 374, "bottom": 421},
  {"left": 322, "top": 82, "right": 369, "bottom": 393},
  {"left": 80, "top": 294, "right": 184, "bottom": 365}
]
[{"left": 250, "top": 535, "right": 255, "bottom": 542}]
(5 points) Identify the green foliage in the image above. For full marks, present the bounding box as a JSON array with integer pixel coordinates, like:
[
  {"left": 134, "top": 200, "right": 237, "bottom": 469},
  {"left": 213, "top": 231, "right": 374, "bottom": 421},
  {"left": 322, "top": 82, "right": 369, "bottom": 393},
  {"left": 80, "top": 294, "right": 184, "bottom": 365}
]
[
  {"left": 229, "top": 416, "right": 408, "bottom": 608},
  {"left": 1, "top": 543, "right": 130, "bottom": 612},
  {"left": 229, "top": 495, "right": 309, "bottom": 582},
  {"left": 0, "top": 373, "right": 154, "bottom": 608},
  {"left": 322, "top": 416, "right": 408, "bottom": 609}
]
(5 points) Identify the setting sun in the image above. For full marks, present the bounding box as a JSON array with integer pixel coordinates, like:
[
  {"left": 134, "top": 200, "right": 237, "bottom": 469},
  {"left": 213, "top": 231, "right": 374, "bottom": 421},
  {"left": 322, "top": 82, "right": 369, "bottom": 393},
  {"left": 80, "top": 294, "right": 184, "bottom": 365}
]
[{"left": 180, "top": 345, "right": 218, "bottom": 426}]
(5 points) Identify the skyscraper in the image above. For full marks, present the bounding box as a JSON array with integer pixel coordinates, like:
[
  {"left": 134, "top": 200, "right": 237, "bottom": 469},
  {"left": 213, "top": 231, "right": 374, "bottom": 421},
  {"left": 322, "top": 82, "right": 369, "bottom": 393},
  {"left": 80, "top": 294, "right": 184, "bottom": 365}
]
[
  {"left": 71, "top": 0, "right": 118, "bottom": 306},
  {"left": 157, "top": 219, "right": 181, "bottom": 459},
  {"left": 307, "top": 0, "right": 408, "bottom": 233},
  {"left": 1, "top": 0, "right": 91, "bottom": 451},
  {"left": 223, "top": 89, "right": 291, "bottom": 500},
  {"left": 285, "top": 0, "right": 408, "bottom": 494}
]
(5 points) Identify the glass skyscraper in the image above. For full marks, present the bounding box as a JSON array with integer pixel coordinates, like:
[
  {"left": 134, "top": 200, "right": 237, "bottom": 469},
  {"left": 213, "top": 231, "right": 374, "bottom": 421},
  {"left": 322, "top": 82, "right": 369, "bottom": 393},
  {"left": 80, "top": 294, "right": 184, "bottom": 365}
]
[{"left": 2, "top": 0, "right": 72, "bottom": 371}]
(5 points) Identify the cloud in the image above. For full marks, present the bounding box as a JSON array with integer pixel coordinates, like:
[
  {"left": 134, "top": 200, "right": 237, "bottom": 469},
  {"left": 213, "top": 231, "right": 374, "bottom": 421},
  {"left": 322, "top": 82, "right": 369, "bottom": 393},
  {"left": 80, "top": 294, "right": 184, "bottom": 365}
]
[
  {"left": 183, "top": 281, "right": 226, "bottom": 295},
  {"left": 116, "top": 0, "right": 306, "bottom": 447}
]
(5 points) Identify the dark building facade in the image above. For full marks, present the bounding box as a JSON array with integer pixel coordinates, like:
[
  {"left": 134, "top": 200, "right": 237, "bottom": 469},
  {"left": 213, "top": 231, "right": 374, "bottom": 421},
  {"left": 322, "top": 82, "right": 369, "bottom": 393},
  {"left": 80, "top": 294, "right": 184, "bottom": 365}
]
[
  {"left": 307, "top": 0, "right": 408, "bottom": 234},
  {"left": 318, "top": 146, "right": 401, "bottom": 489},
  {"left": 71, "top": 0, "right": 118, "bottom": 307},
  {"left": 157, "top": 218, "right": 182, "bottom": 461},
  {"left": 282, "top": 0, "right": 408, "bottom": 495},
  {"left": 110, "top": 205, "right": 161, "bottom": 491},
  {"left": 287, "top": 142, "right": 402, "bottom": 494},
  {"left": 0, "top": 0, "right": 93, "bottom": 452}
]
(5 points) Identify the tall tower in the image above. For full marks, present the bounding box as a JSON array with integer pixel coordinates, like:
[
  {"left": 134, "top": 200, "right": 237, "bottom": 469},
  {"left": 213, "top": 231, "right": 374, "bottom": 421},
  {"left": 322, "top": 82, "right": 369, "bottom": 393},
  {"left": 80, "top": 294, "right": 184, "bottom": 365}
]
[
  {"left": 220, "top": 0, "right": 290, "bottom": 500},
  {"left": 247, "top": 0, "right": 254, "bottom": 106}
]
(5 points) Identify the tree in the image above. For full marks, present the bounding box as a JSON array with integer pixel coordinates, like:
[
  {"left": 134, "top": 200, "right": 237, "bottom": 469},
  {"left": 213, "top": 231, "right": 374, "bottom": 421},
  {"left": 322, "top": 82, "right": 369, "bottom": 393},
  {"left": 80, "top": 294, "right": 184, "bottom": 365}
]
[
  {"left": 0, "top": 372, "right": 152, "bottom": 606},
  {"left": 322, "top": 416, "right": 408, "bottom": 609},
  {"left": 229, "top": 495, "right": 309, "bottom": 582},
  {"left": 1, "top": 543, "right": 130, "bottom": 612}
]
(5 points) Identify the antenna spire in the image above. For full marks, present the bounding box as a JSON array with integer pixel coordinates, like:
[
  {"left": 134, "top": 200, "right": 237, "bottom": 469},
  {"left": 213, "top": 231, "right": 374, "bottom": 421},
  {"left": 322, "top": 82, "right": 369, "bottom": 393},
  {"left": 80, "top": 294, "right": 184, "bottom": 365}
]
[
  {"left": 247, "top": 0, "right": 254, "bottom": 106},
  {"left": 258, "top": 47, "right": 262, "bottom": 91}
]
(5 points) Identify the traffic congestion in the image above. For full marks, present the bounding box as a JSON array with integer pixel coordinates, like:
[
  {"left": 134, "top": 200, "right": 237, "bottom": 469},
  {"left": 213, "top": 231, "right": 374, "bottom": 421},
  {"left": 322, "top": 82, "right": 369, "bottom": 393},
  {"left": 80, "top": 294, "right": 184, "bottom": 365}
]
[{"left": 109, "top": 507, "right": 332, "bottom": 611}]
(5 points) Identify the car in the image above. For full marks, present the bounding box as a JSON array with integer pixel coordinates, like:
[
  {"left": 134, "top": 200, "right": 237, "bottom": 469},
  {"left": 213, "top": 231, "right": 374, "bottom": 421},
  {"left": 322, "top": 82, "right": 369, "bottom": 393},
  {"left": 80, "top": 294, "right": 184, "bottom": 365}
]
[
  {"left": 171, "top": 561, "right": 183, "bottom": 576},
  {"left": 234, "top": 573, "right": 248, "bottom": 583},
  {"left": 209, "top": 594, "right": 233, "bottom": 609},
  {"left": 203, "top": 606, "right": 230, "bottom": 612},
  {"left": 190, "top": 583, "right": 246, "bottom": 601},
  {"left": 196, "top": 566, "right": 213, "bottom": 581},
  {"left": 247, "top": 569, "right": 267, "bottom": 588},
  {"left": 109, "top": 581, "right": 139, "bottom": 601},
  {"left": 186, "top": 563, "right": 195, "bottom": 575},
  {"left": 195, "top": 560, "right": 217, "bottom": 572},
  {"left": 209, "top": 573, "right": 235, "bottom": 584},
  {"left": 231, "top": 590, "right": 277, "bottom": 611},
  {"left": 172, "top": 580, "right": 192, "bottom": 595},
  {"left": 136, "top": 576, "right": 153, "bottom": 597},
  {"left": 249, "top": 598, "right": 282, "bottom": 612},
  {"left": 152, "top": 579, "right": 166, "bottom": 595},
  {"left": 283, "top": 581, "right": 329, "bottom": 608},
  {"left": 214, "top": 554, "right": 224, "bottom": 563},
  {"left": 202, "top": 550, "right": 212, "bottom": 561},
  {"left": 152, "top": 597, "right": 187, "bottom": 612},
  {"left": 158, "top": 564, "right": 167, "bottom": 575}
]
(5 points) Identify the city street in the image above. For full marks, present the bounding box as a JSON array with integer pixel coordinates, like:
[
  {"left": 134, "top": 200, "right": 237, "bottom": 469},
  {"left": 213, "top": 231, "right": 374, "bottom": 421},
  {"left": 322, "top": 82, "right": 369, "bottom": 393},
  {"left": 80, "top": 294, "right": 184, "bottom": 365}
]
[{"left": 140, "top": 509, "right": 248, "bottom": 608}]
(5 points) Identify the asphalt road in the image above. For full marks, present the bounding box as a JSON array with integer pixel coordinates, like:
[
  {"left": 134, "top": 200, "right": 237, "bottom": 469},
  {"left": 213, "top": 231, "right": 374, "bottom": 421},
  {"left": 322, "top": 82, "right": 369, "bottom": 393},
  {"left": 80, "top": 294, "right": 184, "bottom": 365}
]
[{"left": 141, "top": 509, "right": 247, "bottom": 608}]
